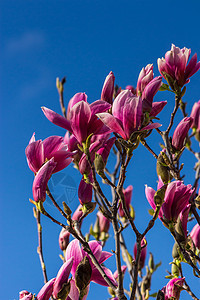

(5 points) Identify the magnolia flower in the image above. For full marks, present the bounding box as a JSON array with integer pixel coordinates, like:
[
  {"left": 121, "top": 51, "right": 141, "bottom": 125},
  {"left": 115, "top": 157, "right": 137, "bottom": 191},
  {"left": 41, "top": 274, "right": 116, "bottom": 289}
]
[
  {"left": 25, "top": 134, "right": 74, "bottom": 174},
  {"left": 118, "top": 185, "right": 133, "bottom": 218},
  {"left": 145, "top": 180, "right": 193, "bottom": 224},
  {"left": 101, "top": 71, "right": 115, "bottom": 104},
  {"left": 66, "top": 278, "right": 89, "bottom": 300},
  {"left": 32, "top": 158, "right": 56, "bottom": 202},
  {"left": 162, "top": 277, "right": 185, "bottom": 300},
  {"left": 175, "top": 204, "right": 191, "bottom": 243},
  {"left": 97, "top": 90, "right": 161, "bottom": 140},
  {"left": 42, "top": 99, "right": 111, "bottom": 145},
  {"left": 72, "top": 204, "right": 83, "bottom": 222},
  {"left": 190, "top": 223, "right": 200, "bottom": 249},
  {"left": 172, "top": 117, "right": 193, "bottom": 151},
  {"left": 65, "top": 239, "right": 117, "bottom": 287},
  {"left": 158, "top": 44, "right": 200, "bottom": 87}
]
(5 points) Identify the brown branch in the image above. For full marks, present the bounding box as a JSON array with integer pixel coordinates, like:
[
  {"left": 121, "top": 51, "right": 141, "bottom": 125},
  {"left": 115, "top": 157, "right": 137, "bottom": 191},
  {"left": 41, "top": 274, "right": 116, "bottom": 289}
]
[{"left": 33, "top": 208, "right": 48, "bottom": 284}]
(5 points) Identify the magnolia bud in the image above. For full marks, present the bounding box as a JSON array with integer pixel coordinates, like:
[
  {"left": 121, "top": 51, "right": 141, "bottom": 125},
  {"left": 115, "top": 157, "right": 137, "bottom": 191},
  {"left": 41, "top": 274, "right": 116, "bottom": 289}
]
[
  {"left": 171, "top": 259, "right": 180, "bottom": 277},
  {"left": 75, "top": 256, "right": 92, "bottom": 298},
  {"left": 154, "top": 186, "right": 166, "bottom": 206},
  {"left": 59, "top": 228, "right": 70, "bottom": 251},
  {"left": 172, "top": 243, "right": 180, "bottom": 259},
  {"left": 148, "top": 252, "right": 154, "bottom": 273}
]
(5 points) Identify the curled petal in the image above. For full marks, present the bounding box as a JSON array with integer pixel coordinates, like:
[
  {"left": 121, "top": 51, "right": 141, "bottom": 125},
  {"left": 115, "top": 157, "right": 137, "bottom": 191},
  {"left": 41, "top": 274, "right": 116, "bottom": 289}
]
[
  {"left": 90, "top": 266, "right": 117, "bottom": 287},
  {"left": 97, "top": 113, "right": 126, "bottom": 139},
  {"left": 42, "top": 107, "right": 71, "bottom": 131},
  {"left": 65, "top": 239, "right": 83, "bottom": 278},
  {"left": 32, "top": 158, "right": 56, "bottom": 202}
]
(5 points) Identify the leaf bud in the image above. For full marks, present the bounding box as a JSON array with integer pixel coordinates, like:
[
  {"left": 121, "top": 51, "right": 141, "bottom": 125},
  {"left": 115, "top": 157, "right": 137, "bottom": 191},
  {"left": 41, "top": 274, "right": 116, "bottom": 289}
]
[
  {"left": 148, "top": 252, "right": 155, "bottom": 273},
  {"left": 94, "top": 153, "right": 105, "bottom": 177}
]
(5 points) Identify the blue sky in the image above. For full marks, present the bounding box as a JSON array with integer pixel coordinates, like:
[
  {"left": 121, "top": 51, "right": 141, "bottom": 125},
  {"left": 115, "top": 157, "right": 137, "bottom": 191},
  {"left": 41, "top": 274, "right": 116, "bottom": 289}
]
[{"left": 1, "top": 1, "right": 200, "bottom": 299}]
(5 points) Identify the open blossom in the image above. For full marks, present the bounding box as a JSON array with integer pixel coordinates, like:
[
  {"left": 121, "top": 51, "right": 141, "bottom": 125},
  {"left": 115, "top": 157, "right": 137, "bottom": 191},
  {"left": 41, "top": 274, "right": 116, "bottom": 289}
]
[
  {"left": 97, "top": 90, "right": 161, "bottom": 140},
  {"left": 145, "top": 180, "right": 193, "bottom": 223},
  {"left": 158, "top": 44, "right": 200, "bottom": 87},
  {"left": 25, "top": 134, "right": 74, "bottom": 174},
  {"left": 118, "top": 185, "right": 133, "bottom": 217},
  {"left": 42, "top": 99, "right": 111, "bottom": 145},
  {"left": 19, "top": 291, "right": 33, "bottom": 300},
  {"left": 172, "top": 117, "right": 193, "bottom": 151},
  {"left": 65, "top": 239, "right": 117, "bottom": 287},
  {"left": 190, "top": 224, "right": 200, "bottom": 249},
  {"left": 162, "top": 277, "right": 185, "bottom": 300}
]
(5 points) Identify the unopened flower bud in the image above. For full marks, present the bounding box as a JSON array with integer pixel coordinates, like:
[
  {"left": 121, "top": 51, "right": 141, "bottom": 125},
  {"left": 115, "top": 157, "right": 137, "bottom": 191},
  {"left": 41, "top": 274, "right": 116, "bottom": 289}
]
[
  {"left": 172, "top": 242, "right": 180, "bottom": 259},
  {"left": 81, "top": 202, "right": 96, "bottom": 217},
  {"left": 59, "top": 228, "right": 70, "bottom": 251},
  {"left": 75, "top": 256, "right": 92, "bottom": 297},
  {"left": 97, "top": 210, "right": 110, "bottom": 233}
]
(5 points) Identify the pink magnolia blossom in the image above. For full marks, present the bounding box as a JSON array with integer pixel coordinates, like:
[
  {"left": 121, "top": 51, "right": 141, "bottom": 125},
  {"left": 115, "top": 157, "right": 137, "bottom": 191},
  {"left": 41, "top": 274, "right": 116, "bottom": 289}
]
[
  {"left": 25, "top": 134, "right": 74, "bottom": 174},
  {"left": 67, "top": 92, "right": 87, "bottom": 119},
  {"left": 59, "top": 228, "right": 70, "bottom": 251},
  {"left": 136, "top": 64, "right": 154, "bottom": 95},
  {"left": 162, "top": 277, "right": 185, "bottom": 300},
  {"left": 145, "top": 180, "right": 193, "bottom": 224},
  {"left": 172, "top": 117, "right": 193, "bottom": 151},
  {"left": 190, "top": 223, "right": 200, "bottom": 249},
  {"left": 134, "top": 238, "right": 147, "bottom": 270},
  {"left": 150, "top": 101, "right": 167, "bottom": 117},
  {"left": 141, "top": 76, "right": 163, "bottom": 113},
  {"left": 32, "top": 158, "right": 56, "bottom": 202},
  {"left": 97, "top": 90, "right": 161, "bottom": 140},
  {"left": 37, "top": 278, "right": 56, "bottom": 300},
  {"left": 177, "top": 204, "right": 191, "bottom": 240},
  {"left": 118, "top": 185, "right": 133, "bottom": 218},
  {"left": 158, "top": 44, "right": 200, "bottom": 87},
  {"left": 65, "top": 239, "right": 117, "bottom": 287},
  {"left": 42, "top": 99, "right": 111, "bottom": 145},
  {"left": 52, "top": 257, "right": 74, "bottom": 299},
  {"left": 97, "top": 211, "right": 110, "bottom": 233},
  {"left": 101, "top": 71, "right": 115, "bottom": 104}
]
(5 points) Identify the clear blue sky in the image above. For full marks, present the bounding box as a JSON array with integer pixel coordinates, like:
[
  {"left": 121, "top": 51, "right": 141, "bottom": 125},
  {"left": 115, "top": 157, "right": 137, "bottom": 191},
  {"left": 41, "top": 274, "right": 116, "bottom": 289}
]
[{"left": 1, "top": 1, "right": 200, "bottom": 299}]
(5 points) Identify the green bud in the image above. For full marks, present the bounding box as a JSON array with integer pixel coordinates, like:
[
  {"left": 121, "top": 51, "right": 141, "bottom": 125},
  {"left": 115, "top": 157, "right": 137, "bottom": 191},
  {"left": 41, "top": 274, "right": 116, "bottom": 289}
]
[
  {"left": 148, "top": 252, "right": 154, "bottom": 273},
  {"left": 162, "top": 72, "right": 175, "bottom": 91},
  {"left": 129, "top": 204, "right": 135, "bottom": 220},
  {"left": 156, "top": 153, "right": 170, "bottom": 184},
  {"left": 75, "top": 256, "right": 92, "bottom": 297},
  {"left": 172, "top": 243, "right": 180, "bottom": 259},
  {"left": 154, "top": 185, "right": 166, "bottom": 206},
  {"left": 195, "top": 195, "right": 200, "bottom": 210},
  {"left": 62, "top": 202, "right": 72, "bottom": 216},
  {"left": 94, "top": 153, "right": 105, "bottom": 177}
]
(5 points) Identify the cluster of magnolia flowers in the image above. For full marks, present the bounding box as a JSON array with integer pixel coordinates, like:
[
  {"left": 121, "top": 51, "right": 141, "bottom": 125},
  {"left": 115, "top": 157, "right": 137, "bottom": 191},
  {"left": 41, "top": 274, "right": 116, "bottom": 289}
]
[{"left": 22, "top": 44, "right": 200, "bottom": 300}]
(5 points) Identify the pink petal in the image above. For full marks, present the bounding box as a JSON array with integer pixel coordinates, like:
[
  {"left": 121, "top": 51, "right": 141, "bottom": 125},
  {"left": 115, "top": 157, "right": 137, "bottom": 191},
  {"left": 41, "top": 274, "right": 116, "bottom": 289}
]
[
  {"left": 65, "top": 239, "right": 83, "bottom": 278},
  {"left": 32, "top": 158, "right": 56, "bottom": 202},
  {"left": 98, "top": 251, "right": 113, "bottom": 264},
  {"left": 97, "top": 113, "right": 126, "bottom": 139},
  {"left": 42, "top": 107, "right": 71, "bottom": 131},
  {"left": 145, "top": 185, "right": 156, "bottom": 211},
  {"left": 90, "top": 266, "right": 117, "bottom": 287},
  {"left": 142, "top": 122, "right": 162, "bottom": 131},
  {"left": 67, "top": 279, "right": 90, "bottom": 300},
  {"left": 37, "top": 278, "right": 56, "bottom": 300},
  {"left": 69, "top": 101, "right": 91, "bottom": 144},
  {"left": 42, "top": 136, "right": 64, "bottom": 159},
  {"left": 25, "top": 140, "right": 44, "bottom": 173},
  {"left": 90, "top": 100, "right": 111, "bottom": 115}
]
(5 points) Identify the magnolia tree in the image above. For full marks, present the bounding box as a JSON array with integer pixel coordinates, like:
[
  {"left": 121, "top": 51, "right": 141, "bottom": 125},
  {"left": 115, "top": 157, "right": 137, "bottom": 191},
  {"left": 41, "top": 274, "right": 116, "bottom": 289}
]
[{"left": 22, "top": 44, "right": 200, "bottom": 300}]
